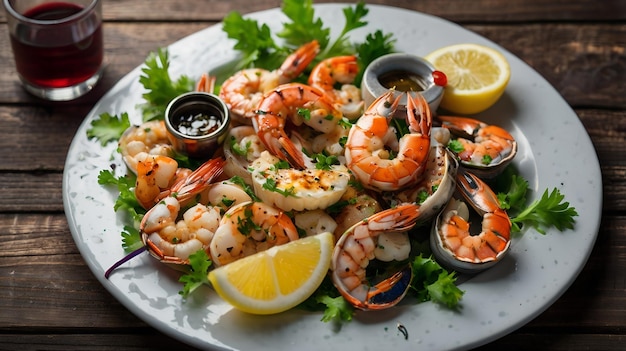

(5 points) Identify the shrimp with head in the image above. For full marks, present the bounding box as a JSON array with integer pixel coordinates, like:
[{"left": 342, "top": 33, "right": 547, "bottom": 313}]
[
  {"left": 345, "top": 91, "right": 432, "bottom": 192},
  {"left": 253, "top": 83, "right": 345, "bottom": 169},
  {"left": 219, "top": 40, "right": 320, "bottom": 123}
]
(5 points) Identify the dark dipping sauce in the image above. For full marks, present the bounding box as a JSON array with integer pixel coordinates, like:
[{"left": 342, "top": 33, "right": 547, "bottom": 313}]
[
  {"left": 378, "top": 69, "right": 429, "bottom": 92},
  {"left": 171, "top": 107, "right": 223, "bottom": 137}
]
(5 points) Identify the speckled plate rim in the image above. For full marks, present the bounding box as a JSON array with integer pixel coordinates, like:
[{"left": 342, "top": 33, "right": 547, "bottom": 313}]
[{"left": 63, "top": 4, "right": 602, "bottom": 351}]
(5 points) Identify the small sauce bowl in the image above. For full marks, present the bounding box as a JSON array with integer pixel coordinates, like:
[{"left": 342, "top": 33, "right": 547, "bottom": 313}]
[
  {"left": 164, "top": 92, "right": 230, "bottom": 159},
  {"left": 361, "top": 53, "right": 444, "bottom": 113}
]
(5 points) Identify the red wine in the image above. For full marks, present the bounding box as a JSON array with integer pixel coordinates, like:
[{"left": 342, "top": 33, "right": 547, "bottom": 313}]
[{"left": 9, "top": 2, "right": 103, "bottom": 88}]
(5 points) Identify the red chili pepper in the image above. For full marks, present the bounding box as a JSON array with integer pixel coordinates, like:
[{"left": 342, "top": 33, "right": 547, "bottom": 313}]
[{"left": 432, "top": 70, "right": 447, "bottom": 87}]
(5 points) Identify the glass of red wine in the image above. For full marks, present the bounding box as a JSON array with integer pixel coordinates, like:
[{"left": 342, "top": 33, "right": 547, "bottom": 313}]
[{"left": 3, "top": 0, "right": 103, "bottom": 101}]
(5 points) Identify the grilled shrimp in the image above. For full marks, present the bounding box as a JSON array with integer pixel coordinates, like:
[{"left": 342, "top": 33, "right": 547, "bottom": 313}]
[
  {"left": 209, "top": 201, "right": 300, "bottom": 266},
  {"left": 219, "top": 40, "right": 320, "bottom": 123},
  {"left": 253, "top": 83, "right": 344, "bottom": 169},
  {"left": 134, "top": 153, "right": 192, "bottom": 210},
  {"left": 308, "top": 55, "right": 364, "bottom": 119},
  {"left": 345, "top": 91, "right": 432, "bottom": 192},
  {"left": 118, "top": 120, "right": 173, "bottom": 174},
  {"left": 140, "top": 157, "right": 225, "bottom": 265}
]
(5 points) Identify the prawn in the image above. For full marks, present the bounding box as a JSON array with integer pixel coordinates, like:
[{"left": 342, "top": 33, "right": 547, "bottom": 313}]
[
  {"left": 345, "top": 91, "right": 432, "bottom": 192},
  {"left": 209, "top": 201, "right": 300, "bottom": 266},
  {"left": 431, "top": 171, "right": 511, "bottom": 273},
  {"left": 140, "top": 157, "right": 225, "bottom": 265},
  {"left": 219, "top": 40, "right": 320, "bottom": 123},
  {"left": 330, "top": 203, "right": 421, "bottom": 311},
  {"left": 438, "top": 115, "right": 517, "bottom": 178},
  {"left": 253, "top": 83, "right": 344, "bottom": 169},
  {"left": 118, "top": 120, "right": 173, "bottom": 174},
  {"left": 134, "top": 153, "right": 192, "bottom": 210},
  {"left": 308, "top": 55, "right": 364, "bottom": 119}
]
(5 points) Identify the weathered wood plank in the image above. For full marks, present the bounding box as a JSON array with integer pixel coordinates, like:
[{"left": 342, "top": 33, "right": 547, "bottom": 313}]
[
  {"left": 1, "top": 22, "right": 624, "bottom": 108},
  {"left": 0, "top": 332, "right": 623, "bottom": 351},
  {"left": 1, "top": 0, "right": 623, "bottom": 23}
]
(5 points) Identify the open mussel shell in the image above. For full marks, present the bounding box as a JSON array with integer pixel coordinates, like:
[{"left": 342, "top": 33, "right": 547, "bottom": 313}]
[
  {"left": 429, "top": 198, "right": 512, "bottom": 274},
  {"left": 458, "top": 140, "right": 518, "bottom": 179},
  {"left": 415, "top": 148, "right": 459, "bottom": 226}
]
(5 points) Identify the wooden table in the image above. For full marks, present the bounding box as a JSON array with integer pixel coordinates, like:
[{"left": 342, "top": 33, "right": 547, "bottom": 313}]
[{"left": 1, "top": 1, "right": 624, "bottom": 350}]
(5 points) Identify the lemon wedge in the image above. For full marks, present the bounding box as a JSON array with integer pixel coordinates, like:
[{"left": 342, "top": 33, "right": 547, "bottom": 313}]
[
  {"left": 425, "top": 43, "right": 511, "bottom": 115},
  {"left": 208, "top": 232, "right": 334, "bottom": 315}
]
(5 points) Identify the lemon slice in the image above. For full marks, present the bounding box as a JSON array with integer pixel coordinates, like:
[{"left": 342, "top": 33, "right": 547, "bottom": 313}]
[
  {"left": 425, "top": 43, "right": 510, "bottom": 115},
  {"left": 208, "top": 232, "right": 334, "bottom": 315}
]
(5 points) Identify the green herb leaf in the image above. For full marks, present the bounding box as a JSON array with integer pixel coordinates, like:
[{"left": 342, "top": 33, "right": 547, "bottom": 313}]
[
  {"left": 447, "top": 139, "right": 465, "bottom": 153},
  {"left": 354, "top": 29, "right": 396, "bottom": 86},
  {"left": 179, "top": 250, "right": 212, "bottom": 298},
  {"left": 313, "top": 153, "right": 339, "bottom": 170},
  {"left": 298, "top": 275, "right": 354, "bottom": 323},
  {"left": 222, "top": 11, "right": 285, "bottom": 70},
  {"left": 321, "top": 2, "right": 369, "bottom": 58},
  {"left": 229, "top": 135, "right": 250, "bottom": 156},
  {"left": 278, "top": 0, "right": 330, "bottom": 49},
  {"left": 318, "top": 295, "right": 354, "bottom": 323},
  {"left": 138, "top": 48, "right": 195, "bottom": 121},
  {"left": 97, "top": 170, "right": 145, "bottom": 223},
  {"left": 510, "top": 188, "right": 579, "bottom": 234},
  {"left": 263, "top": 178, "right": 297, "bottom": 197},
  {"left": 86, "top": 112, "right": 131, "bottom": 146},
  {"left": 497, "top": 173, "right": 529, "bottom": 212},
  {"left": 410, "top": 254, "right": 464, "bottom": 309},
  {"left": 121, "top": 225, "right": 143, "bottom": 252}
]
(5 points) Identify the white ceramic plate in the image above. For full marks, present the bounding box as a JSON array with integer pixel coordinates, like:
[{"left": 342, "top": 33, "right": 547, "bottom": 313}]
[{"left": 63, "top": 4, "right": 602, "bottom": 351}]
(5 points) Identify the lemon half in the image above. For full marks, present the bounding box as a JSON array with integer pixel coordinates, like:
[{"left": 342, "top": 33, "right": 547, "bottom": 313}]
[
  {"left": 425, "top": 43, "right": 511, "bottom": 115},
  {"left": 208, "top": 232, "right": 334, "bottom": 315}
]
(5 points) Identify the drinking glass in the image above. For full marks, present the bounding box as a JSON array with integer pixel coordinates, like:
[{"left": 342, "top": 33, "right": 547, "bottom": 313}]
[{"left": 3, "top": 0, "right": 104, "bottom": 101}]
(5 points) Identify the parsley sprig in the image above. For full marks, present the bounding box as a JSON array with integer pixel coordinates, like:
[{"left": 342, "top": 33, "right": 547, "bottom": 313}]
[
  {"left": 497, "top": 169, "right": 578, "bottom": 234},
  {"left": 410, "top": 254, "right": 464, "bottom": 309},
  {"left": 87, "top": 112, "right": 131, "bottom": 146},
  {"left": 97, "top": 169, "right": 145, "bottom": 223},
  {"left": 179, "top": 250, "right": 213, "bottom": 298},
  {"left": 222, "top": 0, "right": 395, "bottom": 84},
  {"left": 138, "top": 48, "right": 195, "bottom": 121}
]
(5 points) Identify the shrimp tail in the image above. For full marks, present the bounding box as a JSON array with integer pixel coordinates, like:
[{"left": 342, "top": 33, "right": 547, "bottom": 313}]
[
  {"left": 406, "top": 93, "right": 432, "bottom": 137},
  {"left": 260, "top": 129, "right": 307, "bottom": 170},
  {"left": 167, "top": 157, "right": 225, "bottom": 203},
  {"left": 196, "top": 73, "right": 217, "bottom": 93},
  {"left": 278, "top": 40, "right": 320, "bottom": 81}
]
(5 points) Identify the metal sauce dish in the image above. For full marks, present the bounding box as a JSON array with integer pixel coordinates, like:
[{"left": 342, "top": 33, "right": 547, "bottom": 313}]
[
  {"left": 164, "top": 92, "right": 231, "bottom": 159},
  {"left": 361, "top": 53, "right": 444, "bottom": 113}
]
